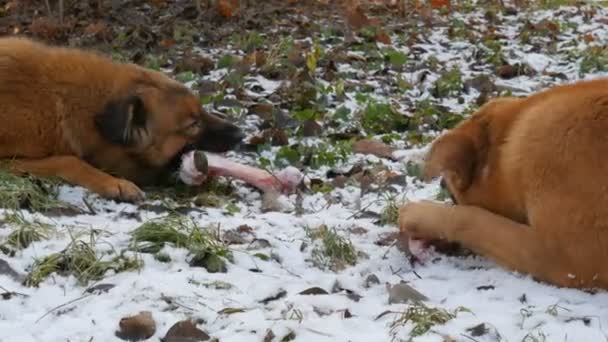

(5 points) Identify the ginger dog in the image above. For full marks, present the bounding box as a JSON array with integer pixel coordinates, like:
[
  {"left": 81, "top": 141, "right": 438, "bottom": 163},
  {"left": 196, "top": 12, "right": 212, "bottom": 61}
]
[
  {"left": 0, "top": 37, "right": 243, "bottom": 202},
  {"left": 400, "top": 78, "right": 608, "bottom": 290}
]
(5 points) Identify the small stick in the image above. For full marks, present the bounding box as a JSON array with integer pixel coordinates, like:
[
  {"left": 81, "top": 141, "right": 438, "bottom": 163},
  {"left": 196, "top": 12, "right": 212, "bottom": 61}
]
[{"left": 36, "top": 294, "right": 92, "bottom": 323}]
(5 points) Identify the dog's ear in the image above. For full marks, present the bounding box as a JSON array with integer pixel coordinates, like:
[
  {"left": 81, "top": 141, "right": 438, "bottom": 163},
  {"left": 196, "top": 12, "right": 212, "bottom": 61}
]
[
  {"left": 95, "top": 95, "right": 148, "bottom": 146},
  {"left": 423, "top": 132, "right": 480, "bottom": 192}
]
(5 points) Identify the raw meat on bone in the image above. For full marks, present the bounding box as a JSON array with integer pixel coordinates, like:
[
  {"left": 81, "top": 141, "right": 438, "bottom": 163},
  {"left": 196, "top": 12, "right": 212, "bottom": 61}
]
[{"left": 179, "top": 150, "right": 303, "bottom": 194}]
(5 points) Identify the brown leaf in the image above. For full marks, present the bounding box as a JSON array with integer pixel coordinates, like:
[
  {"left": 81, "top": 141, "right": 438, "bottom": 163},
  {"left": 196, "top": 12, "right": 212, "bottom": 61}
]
[
  {"left": 83, "top": 21, "right": 108, "bottom": 38},
  {"left": 299, "top": 287, "right": 329, "bottom": 295},
  {"left": 174, "top": 55, "right": 215, "bottom": 75},
  {"left": 375, "top": 30, "right": 392, "bottom": 44},
  {"left": 0, "top": 258, "right": 22, "bottom": 282},
  {"left": 301, "top": 120, "right": 322, "bottom": 137},
  {"left": 430, "top": 0, "right": 450, "bottom": 9},
  {"left": 345, "top": 4, "right": 371, "bottom": 30},
  {"left": 248, "top": 103, "right": 275, "bottom": 120},
  {"left": 496, "top": 63, "right": 535, "bottom": 79},
  {"left": 259, "top": 289, "right": 287, "bottom": 304},
  {"left": 265, "top": 128, "right": 289, "bottom": 146},
  {"left": 237, "top": 224, "right": 255, "bottom": 235},
  {"left": 348, "top": 227, "right": 368, "bottom": 235},
  {"left": 353, "top": 139, "right": 396, "bottom": 159},
  {"left": 115, "top": 311, "right": 156, "bottom": 341},
  {"left": 387, "top": 283, "right": 428, "bottom": 304},
  {"left": 160, "top": 39, "right": 176, "bottom": 48},
  {"left": 161, "top": 319, "right": 210, "bottom": 342},
  {"left": 243, "top": 50, "right": 267, "bottom": 67},
  {"left": 263, "top": 329, "right": 275, "bottom": 342},
  {"left": 29, "top": 17, "right": 61, "bottom": 41},
  {"left": 217, "top": 0, "right": 238, "bottom": 18},
  {"left": 375, "top": 232, "right": 399, "bottom": 246}
]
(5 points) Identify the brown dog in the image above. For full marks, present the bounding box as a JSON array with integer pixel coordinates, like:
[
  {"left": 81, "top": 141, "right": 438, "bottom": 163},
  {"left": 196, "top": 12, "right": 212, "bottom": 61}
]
[
  {"left": 399, "top": 78, "right": 608, "bottom": 290},
  {"left": 0, "top": 37, "right": 243, "bottom": 202}
]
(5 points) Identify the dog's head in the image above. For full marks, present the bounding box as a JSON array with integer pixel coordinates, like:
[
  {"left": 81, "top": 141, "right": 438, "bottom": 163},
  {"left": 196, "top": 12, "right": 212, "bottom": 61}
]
[
  {"left": 94, "top": 75, "right": 244, "bottom": 169},
  {"left": 423, "top": 97, "right": 521, "bottom": 203}
]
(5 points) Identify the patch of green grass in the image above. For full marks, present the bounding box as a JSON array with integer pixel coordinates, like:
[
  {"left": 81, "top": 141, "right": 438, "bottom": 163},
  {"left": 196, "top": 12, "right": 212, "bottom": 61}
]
[
  {"left": 274, "top": 141, "right": 352, "bottom": 169},
  {"left": 24, "top": 237, "right": 141, "bottom": 287},
  {"left": 231, "top": 31, "right": 266, "bottom": 52},
  {"left": 412, "top": 99, "right": 464, "bottom": 130},
  {"left": 292, "top": 108, "right": 324, "bottom": 121},
  {"left": 144, "top": 54, "right": 163, "bottom": 71},
  {"left": 130, "top": 215, "right": 232, "bottom": 272},
  {"left": 481, "top": 40, "right": 507, "bottom": 68},
  {"left": 432, "top": 68, "right": 463, "bottom": 98},
  {"left": 361, "top": 101, "right": 408, "bottom": 135},
  {"left": 224, "top": 202, "right": 241, "bottom": 215},
  {"left": 380, "top": 199, "right": 401, "bottom": 226},
  {"left": 131, "top": 216, "right": 190, "bottom": 253},
  {"left": 154, "top": 252, "right": 171, "bottom": 263},
  {"left": 390, "top": 302, "right": 471, "bottom": 338},
  {"left": 3, "top": 213, "right": 52, "bottom": 250},
  {"left": 579, "top": 46, "right": 608, "bottom": 76},
  {"left": 307, "top": 141, "right": 352, "bottom": 169},
  {"left": 308, "top": 225, "right": 357, "bottom": 271},
  {"left": 217, "top": 54, "right": 236, "bottom": 69},
  {"left": 0, "top": 169, "right": 69, "bottom": 213},
  {"left": 448, "top": 18, "right": 469, "bottom": 40},
  {"left": 175, "top": 71, "right": 196, "bottom": 83},
  {"left": 383, "top": 48, "right": 408, "bottom": 70},
  {"left": 275, "top": 146, "right": 302, "bottom": 168}
]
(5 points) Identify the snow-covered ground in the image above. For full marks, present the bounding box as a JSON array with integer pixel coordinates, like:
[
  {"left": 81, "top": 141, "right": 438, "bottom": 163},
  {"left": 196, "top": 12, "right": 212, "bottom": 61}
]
[{"left": 3, "top": 2, "right": 608, "bottom": 341}]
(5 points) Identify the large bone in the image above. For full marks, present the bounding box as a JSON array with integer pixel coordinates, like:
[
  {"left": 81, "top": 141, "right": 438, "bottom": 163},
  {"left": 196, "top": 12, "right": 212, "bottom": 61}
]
[{"left": 179, "top": 150, "right": 303, "bottom": 194}]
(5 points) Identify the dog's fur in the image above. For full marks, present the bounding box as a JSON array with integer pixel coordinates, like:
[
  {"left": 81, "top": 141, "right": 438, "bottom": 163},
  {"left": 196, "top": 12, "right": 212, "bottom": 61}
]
[
  {"left": 0, "top": 37, "right": 243, "bottom": 202},
  {"left": 399, "top": 78, "right": 608, "bottom": 290}
]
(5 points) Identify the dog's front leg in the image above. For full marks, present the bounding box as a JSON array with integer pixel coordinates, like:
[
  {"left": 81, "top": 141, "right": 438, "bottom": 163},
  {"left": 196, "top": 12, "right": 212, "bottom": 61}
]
[
  {"left": 4, "top": 156, "right": 145, "bottom": 202},
  {"left": 398, "top": 201, "right": 594, "bottom": 289}
]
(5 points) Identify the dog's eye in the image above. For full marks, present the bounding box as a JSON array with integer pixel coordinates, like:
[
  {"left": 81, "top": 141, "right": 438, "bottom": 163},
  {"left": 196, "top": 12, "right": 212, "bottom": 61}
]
[{"left": 184, "top": 119, "right": 201, "bottom": 132}]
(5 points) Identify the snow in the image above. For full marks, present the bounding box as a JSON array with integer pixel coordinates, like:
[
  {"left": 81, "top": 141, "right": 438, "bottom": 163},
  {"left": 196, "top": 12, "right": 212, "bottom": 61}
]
[{"left": 3, "top": 2, "right": 608, "bottom": 342}]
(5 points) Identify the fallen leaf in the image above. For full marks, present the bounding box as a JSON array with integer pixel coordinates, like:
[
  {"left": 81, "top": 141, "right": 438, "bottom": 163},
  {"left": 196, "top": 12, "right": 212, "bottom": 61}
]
[
  {"left": 217, "top": 0, "right": 238, "bottom": 18},
  {"left": 259, "top": 289, "right": 287, "bottom": 304},
  {"left": 248, "top": 238, "right": 272, "bottom": 249},
  {"left": 476, "top": 285, "right": 495, "bottom": 291},
  {"left": 0, "top": 258, "right": 22, "bottom": 282},
  {"left": 387, "top": 283, "right": 428, "bottom": 304},
  {"left": 263, "top": 329, "right": 275, "bottom": 342},
  {"left": 348, "top": 227, "right": 368, "bottom": 235},
  {"left": 364, "top": 274, "right": 380, "bottom": 288},
  {"left": 299, "top": 287, "right": 329, "bottom": 295},
  {"left": 375, "top": 30, "right": 392, "bottom": 44},
  {"left": 345, "top": 4, "right": 371, "bottom": 30},
  {"left": 237, "top": 224, "right": 254, "bottom": 235},
  {"left": 188, "top": 253, "right": 227, "bottom": 273},
  {"left": 85, "top": 283, "right": 116, "bottom": 294},
  {"left": 218, "top": 307, "right": 247, "bottom": 315},
  {"left": 161, "top": 319, "right": 210, "bottom": 342},
  {"left": 430, "top": 0, "right": 450, "bottom": 8},
  {"left": 467, "top": 323, "right": 489, "bottom": 337},
  {"left": 115, "top": 311, "right": 156, "bottom": 341},
  {"left": 353, "top": 139, "right": 396, "bottom": 159},
  {"left": 301, "top": 120, "right": 322, "bottom": 137}
]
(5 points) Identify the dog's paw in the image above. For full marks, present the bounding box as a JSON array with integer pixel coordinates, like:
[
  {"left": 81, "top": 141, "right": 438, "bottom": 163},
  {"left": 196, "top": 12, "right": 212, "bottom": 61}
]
[
  {"left": 97, "top": 178, "right": 146, "bottom": 203},
  {"left": 398, "top": 201, "right": 448, "bottom": 240}
]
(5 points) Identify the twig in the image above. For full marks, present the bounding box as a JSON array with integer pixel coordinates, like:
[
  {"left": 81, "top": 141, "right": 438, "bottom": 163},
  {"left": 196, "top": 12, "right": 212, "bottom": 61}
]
[
  {"left": 82, "top": 196, "right": 97, "bottom": 215},
  {"left": 36, "top": 294, "right": 92, "bottom": 323},
  {"left": 460, "top": 334, "right": 482, "bottom": 342},
  {"left": 58, "top": 0, "right": 64, "bottom": 25},
  {"left": 0, "top": 284, "right": 29, "bottom": 298},
  {"left": 44, "top": 0, "right": 53, "bottom": 17}
]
